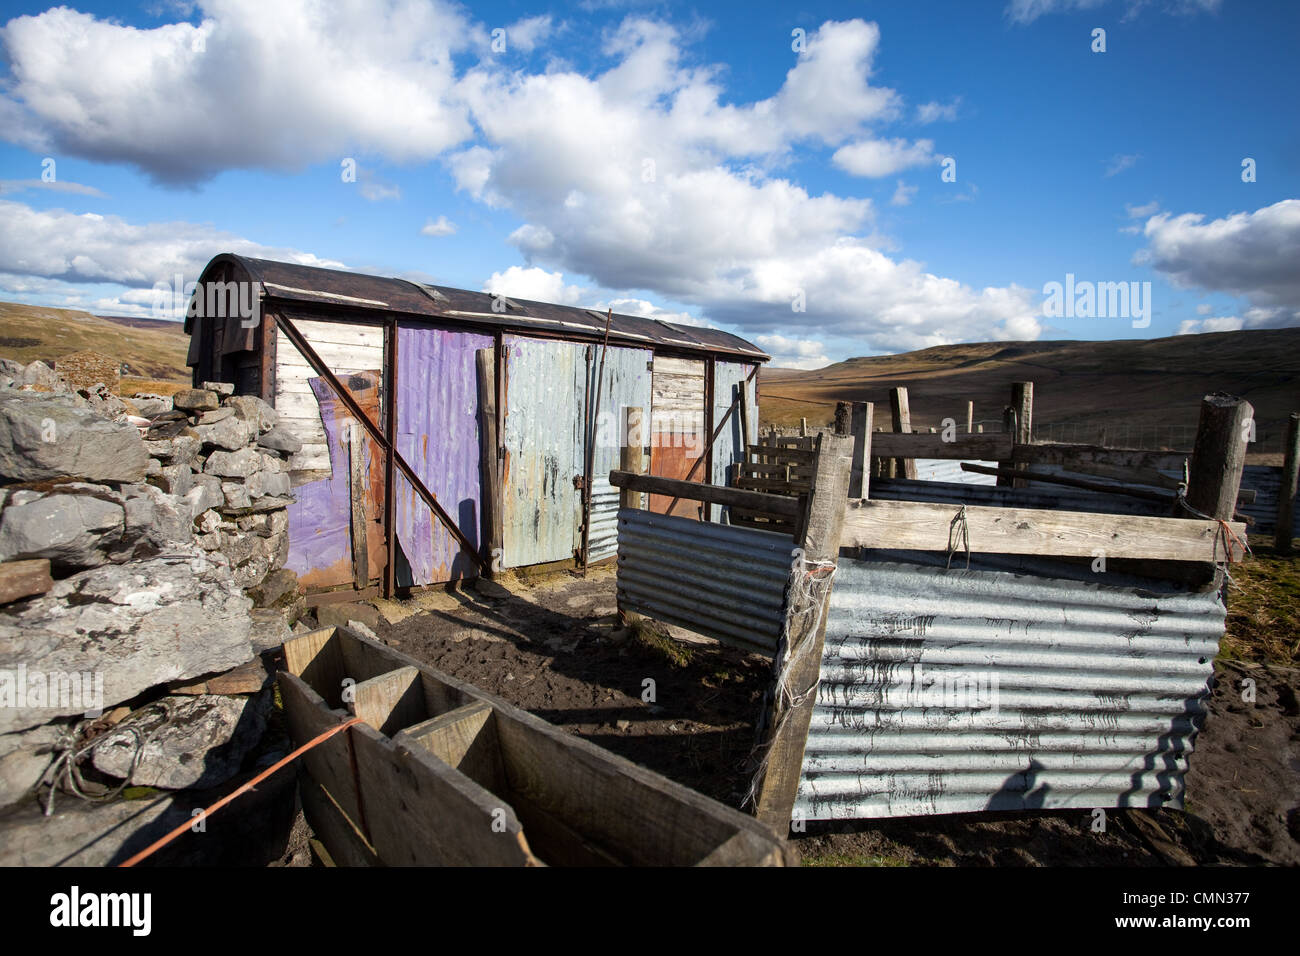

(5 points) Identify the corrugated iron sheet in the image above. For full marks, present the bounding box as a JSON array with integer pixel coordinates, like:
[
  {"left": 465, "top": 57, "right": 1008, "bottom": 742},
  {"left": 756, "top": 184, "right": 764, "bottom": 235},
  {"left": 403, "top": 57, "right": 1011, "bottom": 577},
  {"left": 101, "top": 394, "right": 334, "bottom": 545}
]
[
  {"left": 502, "top": 336, "right": 584, "bottom": 568},
  {"left": 1237, "top": 464, "right": 1297, "bottom": 537},
  {"left": 794, "top": 553, "right": 1225, "bottom": 820},
  {"left": 394, "top": 324, "right": 493, "bottom": 585},
  {"left": 711, "top": 362, "right": 758, "bottom": 490},
  {"left": 870, "top": 477, "right": 1167, "bottom": 517},
  {"left": 616, "top": 509, "right": 790, "bottom": 654},
  {"left": 583, "top": 346, "right": 653, "bottom": 562}
]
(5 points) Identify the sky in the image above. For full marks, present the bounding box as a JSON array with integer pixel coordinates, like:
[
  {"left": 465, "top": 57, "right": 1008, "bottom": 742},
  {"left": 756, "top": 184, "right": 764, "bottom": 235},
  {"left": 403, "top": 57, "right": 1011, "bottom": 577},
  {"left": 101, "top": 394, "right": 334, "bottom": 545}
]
[{"left": 0, "top": 0, "right": 1296, "bottom": 368}]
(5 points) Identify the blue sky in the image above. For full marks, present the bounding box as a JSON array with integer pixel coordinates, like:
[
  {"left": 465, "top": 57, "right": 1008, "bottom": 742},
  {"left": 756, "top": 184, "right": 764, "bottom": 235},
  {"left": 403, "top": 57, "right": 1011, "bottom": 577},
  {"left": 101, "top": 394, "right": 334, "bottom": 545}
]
[{"left": 0, "top": 0, "right": 1296, "bottom": 367}]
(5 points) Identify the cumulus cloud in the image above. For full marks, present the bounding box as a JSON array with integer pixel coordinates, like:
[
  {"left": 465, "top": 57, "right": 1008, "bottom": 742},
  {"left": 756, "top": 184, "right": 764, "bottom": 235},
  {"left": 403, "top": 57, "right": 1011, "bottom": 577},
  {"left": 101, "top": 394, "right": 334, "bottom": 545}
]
[
  {"left": 420, "top": 215, "right": 457, "bottom": 237},
  {"left": 756, "top": 334, "right": 830, "bottom": 369},
  {"left": 0, "top": 199, "right": 344, "bottom": 290},
  {"left": 1176, "top": 316, "right": 1243, "bottom": 335},
  {"left": 1139, "top": 199, "right": 1300, "bottom": 322},
  {"left": 505, "top": 15, "right": 555, "bottom": 53},
  {"left": 0, "top": 0, "right": 475, "bottom": 184},
  {"left": 482, "top": 265, "right": 586, "bottom": 305},
  {"left": 833, "top": 138, "right": 936, "bottom": 178}
]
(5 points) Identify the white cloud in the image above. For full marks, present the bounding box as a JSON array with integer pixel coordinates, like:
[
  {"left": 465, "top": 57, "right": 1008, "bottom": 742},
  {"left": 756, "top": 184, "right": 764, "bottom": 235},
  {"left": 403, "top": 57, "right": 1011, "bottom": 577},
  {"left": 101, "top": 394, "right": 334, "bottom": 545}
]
[
  {"left": 1140, "top": 199, "right": 1300, "bottom": 321},
  {"left": 600, "top": 296, "right": 705, "bottom": 327},
  {"left": 891, "top": 180, "right": 918, "bottom": 207},
  {"left": 482, "top": 265, "right": 586, "bottom": 305},
  {"left": 1105, "top": 153, "right": 1141, "bottom": 177},
  {"left": 358, "top": 177, "right": 401, "bottom": 202},
  {"left": 0, "top": 0, "right": 475, "bottom": 184},
  {"left": 833, "top": 138, "right": 936, "bottom": 178},
  {"left": 506, "top": 15, "right": 554, "bottom": 53},
  {"left": 1195, "top": 303, "right": 1213, "bottom": 315},
  {"left": 1176, "top": 315, "right": 1243, "bottom": 335},
  {"left": 1125, "top": 200, "right": 1159, "bottom": 218},
  {"left": 916, "top": 98, "right": 960, "bottom": 124},
  {"left": 420, "top": 215, "right": 457, "bottom": 237},
  {"left": 1006, "top": 0, "right": 1220, "bottom": 23},
  {"left": 756, "top": 334, "right": 830, "bottom": 369},
  {"left": 0, "top": 199, "right": 344, "bottom": 290},
  {"left": 0, "top": 179, "right": 106, "bottom": 197}
]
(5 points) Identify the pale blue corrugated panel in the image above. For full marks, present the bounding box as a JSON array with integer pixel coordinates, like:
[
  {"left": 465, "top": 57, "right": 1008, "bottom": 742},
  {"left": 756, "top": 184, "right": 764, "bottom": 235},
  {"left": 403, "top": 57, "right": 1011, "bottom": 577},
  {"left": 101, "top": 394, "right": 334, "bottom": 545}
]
[
  {"left": 501, "top": 336, "right": 584, "bottom": 568},
  {"left": 584, "top": 346, "right": 652, "bottom": 561},
  {"left": 1237, "top": 464, "right": 1296, "bottom": 536},
  {"left": 870, "top": 477, "right": 1166, "bottom": 517},
  {"left": 794, "top": 554, "right": 1225, "bottom": 820},
  {"left": 712, "top": 362, "right": 758, "bottom": 490},
  {"left": 616, "top": 509, "right": 790, "bottom": 654},
  {"left": 912, "top": 459, "right": 997, "bottom": 485}
]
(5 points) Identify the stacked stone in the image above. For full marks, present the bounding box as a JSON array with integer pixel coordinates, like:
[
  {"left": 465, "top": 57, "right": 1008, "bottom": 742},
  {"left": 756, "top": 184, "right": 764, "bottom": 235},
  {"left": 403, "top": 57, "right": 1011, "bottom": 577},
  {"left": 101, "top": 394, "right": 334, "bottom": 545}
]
[{"left": 147, "top": 381, "right": 302, "bottom": 591}]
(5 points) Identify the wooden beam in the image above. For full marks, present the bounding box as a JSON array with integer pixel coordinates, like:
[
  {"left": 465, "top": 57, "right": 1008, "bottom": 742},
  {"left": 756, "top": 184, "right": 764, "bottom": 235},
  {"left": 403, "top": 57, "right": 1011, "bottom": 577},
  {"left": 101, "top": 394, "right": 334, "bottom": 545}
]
[
  {"left": 965, "top": 400, "right": 973, "bottom": 435},
  {"left": 609, "top": 469, "right": 800, "bottom": 518},
  {"left": 889, "top": 387, "right": 917, "bottom": 480},
  {"left": 1010, "top": 382, "right": 1033, "bottom": 489},
  {"left": 841, "top": 499, "right": 1245, "bottom": 562},
  {"left": 620, "top": 406, "right": 644, "bottom": 509},
  {"left": 848, "top": 401, "right": 873, "bottom": 499},
  {"left": 959, "top": 461, "right": 1173, "bottom": 504},
  {"left": 349, "top": 666, "right": 427, "bottom": 737},
  {"left": 397, "top": 700, "right": 505, "bottom": 795},
  {"left": 0, "top": 559, "right": 52, "bottom": 606},
  {"left": 871, "top": 432, "right": 1013, "bottom": 461},
  {"left": 1012, "top": 443, "right": 1190, "bottom": 475},
  {"left": 1276, "top": 412, "right": 1300, "bottom": 553},
  {"left": 346, "top": 422, "right": 369, "bottom": 590},
  {"left": 754, "top": 434, "right": 853, "bottom": 832},
  {"left": 475, "top": 349, "right": 502, "bottom": 575},
  {"left": 1185, "top": 393, "right": 1253, "bottom": 521}
]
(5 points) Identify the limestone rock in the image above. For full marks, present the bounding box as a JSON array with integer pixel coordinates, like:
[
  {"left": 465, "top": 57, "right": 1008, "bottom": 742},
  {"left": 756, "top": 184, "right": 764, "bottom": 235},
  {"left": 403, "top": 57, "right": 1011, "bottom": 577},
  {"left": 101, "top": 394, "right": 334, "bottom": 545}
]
[
  {"left": 0, "top": 485, "right": 125, "bottom": 571},
  {"left": 0, "top": 554, "right": 253, "bottom": 735},
  {"left": 172, "top": 388, "right": 219, "bottom": 412},
  {"left": 226, "top": 395, "right": 277, "bottom": 433},
  {"left": 204, "top": 447, "right": 262, "bottom": 478},
  {"left": 0, "top": 392, "right": 148, "bottom": 483},
  {"left": 92, "top": 691, "right": 271, "bottom": 790},
  {"left": 195, "top": 415, "right": 254, "bottom": 451},
  {"left": 256, "top": 425, "right": 302, "bottom": 455},
  {"left": 201, "top": 381, "right": 236, "bottom": 397}
]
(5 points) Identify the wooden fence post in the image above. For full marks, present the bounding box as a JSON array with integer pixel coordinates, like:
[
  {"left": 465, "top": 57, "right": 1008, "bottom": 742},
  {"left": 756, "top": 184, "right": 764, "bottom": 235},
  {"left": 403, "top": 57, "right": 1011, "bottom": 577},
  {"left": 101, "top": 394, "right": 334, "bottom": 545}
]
[
  {"left": 1274, "top": 412, "right": 1298, "bottom": 553},
  {"left": 753, "top": 433, "right": 853, "bottom": 832},
  {"left": 800, "top": 417, "right": 808, "bottom": 437},
  {"left": 1186, "top": 393, "right": 1253, "bottom": 522},
  {"left": 621, "top": 406, "right": 645, "bottom": 510},
  {"left": 848, "top": 402, "right": 873, "bottom": 499},
  {"left": 966, "top": 400, "right": 974, "bottom": 435},
  {"left": 346, "top": 421, "right": 369, "bottom": 590},
  {"left": 1011, "top": 382, "right": 1033, "bottom": 488},
  {"left": 476, "top": 349, "right": 502, "bottom": 577},
  {"left": 889, "top": 387, "right": 917, "bottom": 480}
]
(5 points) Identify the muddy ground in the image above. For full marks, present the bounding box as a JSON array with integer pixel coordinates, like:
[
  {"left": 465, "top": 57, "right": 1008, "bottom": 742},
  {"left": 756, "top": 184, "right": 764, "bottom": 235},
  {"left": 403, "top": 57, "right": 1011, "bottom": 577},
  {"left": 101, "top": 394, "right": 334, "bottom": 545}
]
[{"left": 319, "top": 565, "right": 1300, "bottom": 867}]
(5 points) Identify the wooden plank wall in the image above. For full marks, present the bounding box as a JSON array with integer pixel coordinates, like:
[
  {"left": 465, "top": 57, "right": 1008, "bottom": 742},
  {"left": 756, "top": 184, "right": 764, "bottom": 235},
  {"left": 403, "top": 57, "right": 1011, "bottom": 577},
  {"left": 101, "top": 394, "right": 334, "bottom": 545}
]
[{"left": 274, "top": 318, "right": 385, "bottom": 473}]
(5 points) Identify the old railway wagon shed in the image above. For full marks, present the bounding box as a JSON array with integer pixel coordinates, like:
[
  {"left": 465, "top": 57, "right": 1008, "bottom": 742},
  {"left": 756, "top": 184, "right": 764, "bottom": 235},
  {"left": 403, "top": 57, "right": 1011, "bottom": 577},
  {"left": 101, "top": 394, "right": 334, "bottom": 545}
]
[{"left": 185, "top": 254, "right": 766, "bottom": 595}]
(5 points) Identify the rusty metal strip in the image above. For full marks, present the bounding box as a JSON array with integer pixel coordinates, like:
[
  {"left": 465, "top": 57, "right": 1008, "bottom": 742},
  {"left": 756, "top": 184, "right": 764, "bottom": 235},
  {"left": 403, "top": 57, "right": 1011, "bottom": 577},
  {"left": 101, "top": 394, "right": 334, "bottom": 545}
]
[{"left": 273, "top": 313, "right": 488, "bottom": 576}]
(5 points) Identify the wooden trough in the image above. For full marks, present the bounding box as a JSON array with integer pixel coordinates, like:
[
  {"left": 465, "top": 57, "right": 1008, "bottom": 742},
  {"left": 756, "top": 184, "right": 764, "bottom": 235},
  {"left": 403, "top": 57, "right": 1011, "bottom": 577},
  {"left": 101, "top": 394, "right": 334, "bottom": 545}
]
[{"left": 280, "top": 626, "right": 793, "bottom": 866}]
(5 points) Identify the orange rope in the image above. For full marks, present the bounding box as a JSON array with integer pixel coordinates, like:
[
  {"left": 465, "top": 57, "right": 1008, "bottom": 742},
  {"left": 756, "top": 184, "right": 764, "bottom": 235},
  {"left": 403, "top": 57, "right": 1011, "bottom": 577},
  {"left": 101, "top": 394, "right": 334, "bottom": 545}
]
[
  {"left": 1216, "top": 518, "right": 1249, "bottom": 564},
  {"left": 118, "top": 716, "right": 364, "bottom": 868}
]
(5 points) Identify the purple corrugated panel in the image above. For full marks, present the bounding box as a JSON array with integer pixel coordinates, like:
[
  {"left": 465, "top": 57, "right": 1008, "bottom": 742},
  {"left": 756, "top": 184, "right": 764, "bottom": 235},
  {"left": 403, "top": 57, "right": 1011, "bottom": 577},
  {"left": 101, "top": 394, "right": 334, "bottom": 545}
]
[
  {"left": 395, "top": 324, "right": 493, "bottom": 585},
  {"left": 285, "top": 377, "right": 356, "bottom": 588}
]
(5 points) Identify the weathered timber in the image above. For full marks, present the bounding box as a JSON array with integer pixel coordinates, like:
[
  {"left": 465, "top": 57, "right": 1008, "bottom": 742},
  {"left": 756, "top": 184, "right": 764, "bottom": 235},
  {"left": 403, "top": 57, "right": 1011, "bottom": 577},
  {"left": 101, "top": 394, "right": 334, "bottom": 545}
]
[
  {"left": 889, "top": 387, "right": 917, "bottom": 480},
  {"left": 610, "top": 470, "right": 800, "bottom": 518},
  {"left": 1185, "top": 393, "right": 1253, "bottom": 521},
  {"left": 848, "top": 402, "right": 873, "bottom": 499},
  {"left": 841, "top": 499, "right": 1245, "bottom": 562},
  {"left": 620, "top": 406, "right": 644, "bottom": 510},
  {"left": 754, "top": 434, "right": 853, "bottom": 831},
  {"left": 346, "top": 422, "right": 369, "bottom": 590},
  {"left": 1275, "top": 412, "right": 1299, "bottom": 553},
  {"left": 870, "top": 432, "right": 1014, "bottom": 461},
  {"left": 476, "top": 348, "right": 502, "bottom": 573}
]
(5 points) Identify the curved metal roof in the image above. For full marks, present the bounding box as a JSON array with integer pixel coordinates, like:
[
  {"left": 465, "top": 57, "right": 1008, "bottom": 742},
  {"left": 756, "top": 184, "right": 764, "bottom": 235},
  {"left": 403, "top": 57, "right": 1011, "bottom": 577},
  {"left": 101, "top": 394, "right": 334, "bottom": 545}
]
[{"left": 188, "top": 253, "right": 768, "bottom": 361}]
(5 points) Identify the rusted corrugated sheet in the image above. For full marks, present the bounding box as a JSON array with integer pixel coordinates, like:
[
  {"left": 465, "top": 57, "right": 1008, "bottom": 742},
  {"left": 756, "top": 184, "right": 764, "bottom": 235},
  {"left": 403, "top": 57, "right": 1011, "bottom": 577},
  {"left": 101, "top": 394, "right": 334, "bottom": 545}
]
[
  {"left": 501, "top": 336, "right": 585, "bottom": 568},
  {"left": 584, "top": 345, "right": 653, "bottom": 562},
  {"left": 285, "top": 372, "right": 385, "bottom": 589},
  {"left": 394, "top": 324, "right": 493, "bottom": 585},
  {"left": 649, "top": 356, "right": 705, "bottom": 517},
  {"left": 795, "top": 552, "right": 1225, "bottom": 821},
  {"left": 616, "top": 509, "right": 790, "bottom": 654},
  {"left": 711, "top": 362, "right": 758, "bottom": 490}
]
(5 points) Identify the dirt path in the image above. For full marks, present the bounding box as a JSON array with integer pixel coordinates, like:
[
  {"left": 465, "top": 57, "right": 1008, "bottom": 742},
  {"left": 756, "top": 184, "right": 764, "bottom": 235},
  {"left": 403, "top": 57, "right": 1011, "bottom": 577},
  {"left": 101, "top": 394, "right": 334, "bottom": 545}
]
[{"left": 345, "top": 567, "right": 1300, "bottom": 867}]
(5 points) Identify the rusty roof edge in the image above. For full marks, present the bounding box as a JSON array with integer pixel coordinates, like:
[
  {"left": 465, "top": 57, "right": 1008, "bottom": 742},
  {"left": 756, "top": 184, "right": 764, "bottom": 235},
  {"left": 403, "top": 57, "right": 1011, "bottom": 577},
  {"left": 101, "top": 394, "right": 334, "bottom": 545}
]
[{"left": 217, "top": 253, "right": 770, "bottom": 362}]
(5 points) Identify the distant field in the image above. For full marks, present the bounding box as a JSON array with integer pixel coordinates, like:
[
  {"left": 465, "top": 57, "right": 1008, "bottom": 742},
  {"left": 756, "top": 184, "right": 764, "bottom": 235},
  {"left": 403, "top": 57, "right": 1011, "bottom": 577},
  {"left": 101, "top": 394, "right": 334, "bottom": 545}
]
[
  {"left": 758, "top": 328, "right": 1300, "bottom": 455},
  {"left": 0, "top": 300, "right": 190, "bottom": 383}
]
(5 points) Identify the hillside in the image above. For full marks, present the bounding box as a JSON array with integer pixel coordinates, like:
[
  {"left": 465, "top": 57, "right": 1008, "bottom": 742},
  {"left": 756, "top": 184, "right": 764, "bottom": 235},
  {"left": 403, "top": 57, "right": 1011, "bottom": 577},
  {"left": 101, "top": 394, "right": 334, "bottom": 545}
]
[
  {"left": 759, "top": 328, "right": 1300, "bottom": 454},
  {"left": 0, "top": 300, "right": 190, "bottom": 383}
]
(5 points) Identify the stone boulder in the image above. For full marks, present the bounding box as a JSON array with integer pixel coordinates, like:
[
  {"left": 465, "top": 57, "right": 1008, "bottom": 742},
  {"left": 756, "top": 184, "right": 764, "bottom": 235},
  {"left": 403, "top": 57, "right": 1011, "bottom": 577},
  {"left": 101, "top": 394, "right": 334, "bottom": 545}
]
[
  {"left": 0, "top": 554, "right": 254, "bottom": 735},
  {"left": 0, "top": 392, "right": 149, "bottom": 483},
  {"left": 0, "top": 484, "right": 125, "bottom": 571},
  {"left": 92, "top": 691, "right": 271, "bottom": 790},
  {"left": 227, "top": 395, "right": 277, "bottom": 433},
  {"left": 256, "top": 425, "right": 302, "bottom": 454}
]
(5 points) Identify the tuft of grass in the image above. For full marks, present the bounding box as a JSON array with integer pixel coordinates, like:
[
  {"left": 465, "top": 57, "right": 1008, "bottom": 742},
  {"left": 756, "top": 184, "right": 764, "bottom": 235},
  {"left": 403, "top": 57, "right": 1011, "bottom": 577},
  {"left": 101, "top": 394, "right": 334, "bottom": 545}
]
[
  {"left": 1220, "top": 538, "right": 1300, "bottom": 666},
  {"left": 628, "top": 615, "right": 694, "bottom": 668}
]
